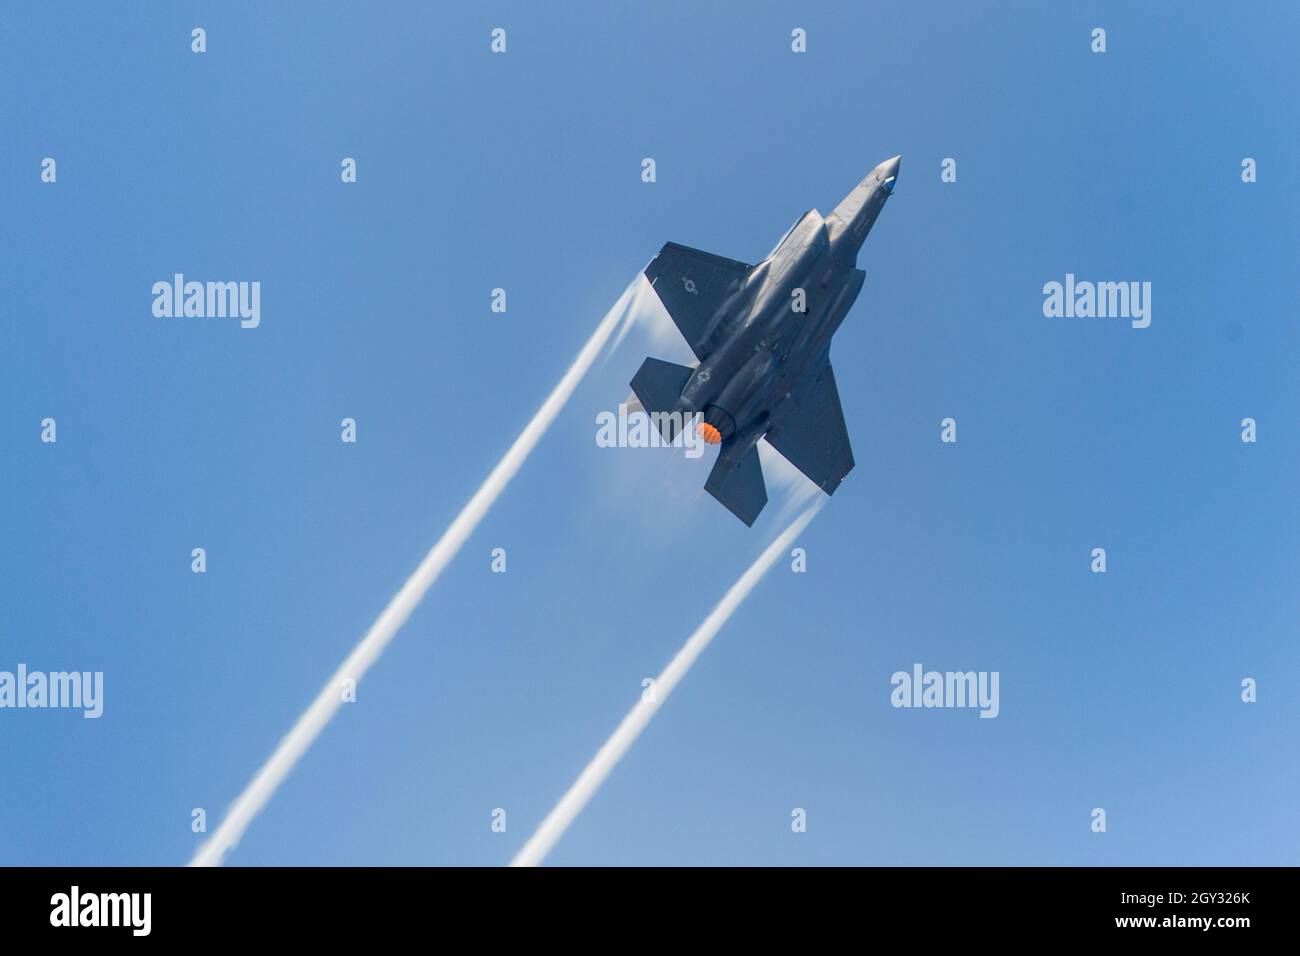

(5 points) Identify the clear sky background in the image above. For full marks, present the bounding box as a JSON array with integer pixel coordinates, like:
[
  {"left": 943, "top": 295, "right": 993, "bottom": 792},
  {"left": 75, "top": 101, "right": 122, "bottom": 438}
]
[{"left": 4, "top": 2, "right": 1298, "bottom": 865}]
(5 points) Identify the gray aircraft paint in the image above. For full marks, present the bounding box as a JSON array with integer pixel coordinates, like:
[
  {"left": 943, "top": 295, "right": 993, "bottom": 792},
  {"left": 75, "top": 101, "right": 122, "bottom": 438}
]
[{"left": 630, "top": 155, "right": 900, "bottom": 524}]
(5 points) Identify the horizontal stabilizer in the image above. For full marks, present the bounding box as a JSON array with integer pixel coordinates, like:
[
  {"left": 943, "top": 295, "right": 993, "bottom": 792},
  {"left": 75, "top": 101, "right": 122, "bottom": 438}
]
[
  {"left": 629, "top": 357, "right": 694, "bottom": 442},
  {"left": 705, "top": 442, "right": 768, "bottom": 526}
]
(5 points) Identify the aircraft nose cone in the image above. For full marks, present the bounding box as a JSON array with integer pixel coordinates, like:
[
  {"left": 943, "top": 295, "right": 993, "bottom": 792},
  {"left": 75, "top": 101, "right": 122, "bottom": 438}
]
[{"left": 879, "top": 154, "right": 900, "bottom": 194}]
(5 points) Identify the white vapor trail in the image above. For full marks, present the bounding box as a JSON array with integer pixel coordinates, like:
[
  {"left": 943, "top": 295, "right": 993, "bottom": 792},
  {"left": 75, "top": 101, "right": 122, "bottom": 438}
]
[
  {"left": 509, "top": 500, "right": 823, "bottom": 867},
  {"left": 192, "top": 277, "right": 652, "bottom": 866}
]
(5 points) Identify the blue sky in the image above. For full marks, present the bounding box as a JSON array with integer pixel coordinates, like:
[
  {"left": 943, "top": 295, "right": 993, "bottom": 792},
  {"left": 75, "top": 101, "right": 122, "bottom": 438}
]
[{"left": 3, "top": 1, "right": 1298, "bottom": 865}]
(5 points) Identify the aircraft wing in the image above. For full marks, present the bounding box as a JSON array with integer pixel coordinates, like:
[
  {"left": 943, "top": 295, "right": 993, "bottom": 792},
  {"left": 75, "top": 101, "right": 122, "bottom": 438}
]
[
  {"left": 644, "top": 242, "right": 750, "bottom": 361},
  {"left": 764, "top": 359, "right": 855, "bottom": 495}
]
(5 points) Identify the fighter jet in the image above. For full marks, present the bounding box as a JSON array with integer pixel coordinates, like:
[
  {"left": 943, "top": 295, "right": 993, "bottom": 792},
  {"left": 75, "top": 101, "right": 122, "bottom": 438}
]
[{"left": 630, "top": 155, "right": 900, "bottom": 525}]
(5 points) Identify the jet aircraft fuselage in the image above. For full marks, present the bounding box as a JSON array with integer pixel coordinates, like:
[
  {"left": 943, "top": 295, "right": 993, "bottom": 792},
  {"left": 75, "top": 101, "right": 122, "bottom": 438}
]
[{"left": 630, "top": 155, "right": 900, "bottom": 524}]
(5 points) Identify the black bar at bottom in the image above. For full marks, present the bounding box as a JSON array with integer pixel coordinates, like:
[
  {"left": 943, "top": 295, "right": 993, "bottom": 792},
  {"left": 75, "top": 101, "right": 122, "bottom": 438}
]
[{"left": 0, "top": 866, "right": 1281, "bottom": 941}]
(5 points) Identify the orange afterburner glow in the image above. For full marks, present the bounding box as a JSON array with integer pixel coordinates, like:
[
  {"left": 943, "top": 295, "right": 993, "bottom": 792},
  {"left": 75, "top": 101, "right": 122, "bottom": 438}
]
[{"left": 697, "top": 422, "right": 722, "bottom": 445}]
